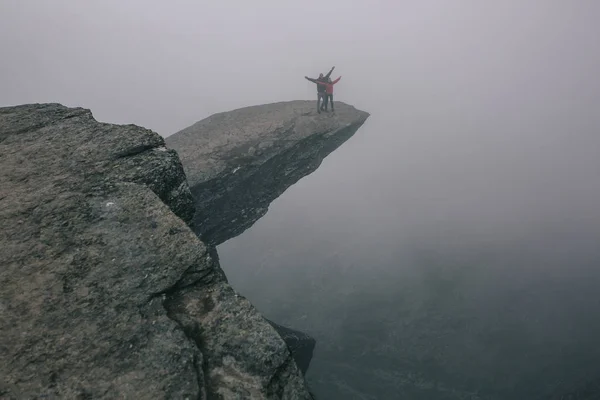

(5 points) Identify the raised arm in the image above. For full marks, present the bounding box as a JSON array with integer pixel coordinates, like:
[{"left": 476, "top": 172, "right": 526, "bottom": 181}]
[
  {"left": 324, "top": 66, "right": 335, "bottom": 79},
  {"left": 305, "top": 76, "right": 320, "bottom": 84},
  {"left": 332, "top": 76, "right": 341, "bottom": 84}
]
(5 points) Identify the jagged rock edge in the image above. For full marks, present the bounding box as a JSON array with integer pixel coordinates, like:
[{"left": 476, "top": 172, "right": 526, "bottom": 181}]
[
  {"left": 96, "top": 124, "right": 214, "bottom": 399},
  {"left": 0, "top": 105, "right": 90, "bottom": 140},
  {"left": 194, "top": 120, "right": 368, "bottom": 245},
  {"left": 111, "top": 115, "right": 221, "bottom": 399}
]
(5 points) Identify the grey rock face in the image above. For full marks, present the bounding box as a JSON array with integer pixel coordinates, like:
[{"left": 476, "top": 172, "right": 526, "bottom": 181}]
[
  {"left": 267, "top": 320, "right": 316, "bottom": 376},
  {"left": 166, "top": 282, "right": 309, "bottom": 399},
  {"left": 0, "top": 104, "right": 312, "bottom": 399},
  {"left": 165, "top": 100, "right": 370, "bottom": 246}
]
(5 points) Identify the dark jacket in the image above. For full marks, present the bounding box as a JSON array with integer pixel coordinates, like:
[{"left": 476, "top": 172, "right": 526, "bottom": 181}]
[
  {"left": 307, "top": 78, "right": 326, "bottom": 93},
  {"left": 308, "top": 67, "right": 334, "bottom": 93},
  {"left": 316, "top": 80, "right": 327, "bottom": 93},
  {"left": 321, "top": 77, "right": 341, "bottom": 94}
]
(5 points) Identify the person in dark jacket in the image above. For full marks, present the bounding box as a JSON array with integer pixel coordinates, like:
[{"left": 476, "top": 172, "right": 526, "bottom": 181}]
[{"left": 305, "top": 66, "right": 335, "bottom": 113}]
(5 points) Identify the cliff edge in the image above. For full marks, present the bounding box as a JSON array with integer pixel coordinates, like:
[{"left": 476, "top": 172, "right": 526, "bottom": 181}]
[{"left": 165, "top": 100, "right": 370, "bottom": 245}]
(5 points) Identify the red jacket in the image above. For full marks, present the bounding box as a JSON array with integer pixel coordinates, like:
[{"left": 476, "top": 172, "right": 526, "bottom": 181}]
[
  {"left": 322, "top": 77, "right": 341, "bottom": 94},
  {"left": 306, "top": 76, "right": 341, "bottom": 94}
]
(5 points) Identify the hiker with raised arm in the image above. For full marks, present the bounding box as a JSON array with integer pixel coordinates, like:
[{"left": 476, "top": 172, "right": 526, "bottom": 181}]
[
  {"left": 320, "top": 76, "right": 341, "bottom": 112},
  {"left": 305, "top": 66, "right": 335, "bottom": 113}
]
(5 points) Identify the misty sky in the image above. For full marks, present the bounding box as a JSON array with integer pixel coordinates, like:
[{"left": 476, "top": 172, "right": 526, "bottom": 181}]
[{"left": 2, "top": 1, "right": 599, "bottom": 135}]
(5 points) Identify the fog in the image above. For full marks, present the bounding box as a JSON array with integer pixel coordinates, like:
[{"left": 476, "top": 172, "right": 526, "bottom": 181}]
[{"left": 2, "top": 1, "right": 600, "bottom": 398}]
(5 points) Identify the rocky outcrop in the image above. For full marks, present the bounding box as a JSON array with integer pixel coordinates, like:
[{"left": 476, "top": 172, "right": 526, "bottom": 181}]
[
  {"left": 165, "top": 101, "right": 369, "bottom": 380},
  {"left": 0, "top": 104, "right": 319, "bottom": 399},
  {"left": 165, "top": 101, "right": 370, "bottom": 246}
]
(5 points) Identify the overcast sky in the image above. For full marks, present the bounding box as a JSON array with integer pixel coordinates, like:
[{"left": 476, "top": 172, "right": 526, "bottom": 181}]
[{"left": 2, "top": 0, "right": 599, "bottom": 137}]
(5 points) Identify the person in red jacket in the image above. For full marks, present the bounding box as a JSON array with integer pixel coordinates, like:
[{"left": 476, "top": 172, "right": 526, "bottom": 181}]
[
  {"left": 322, "top": 76, "right": 341, "bottom": 112},
  {"left": 305, "top": 75, "right": 341, "bottom": 112}
]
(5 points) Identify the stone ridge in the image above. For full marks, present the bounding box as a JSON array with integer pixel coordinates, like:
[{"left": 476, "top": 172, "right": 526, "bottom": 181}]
[
  {"left": 0, "top": 103, "right": 312, "bottom": 399},
  {"left": 166, "top": 100, "right": 370, "bottom": 245}
]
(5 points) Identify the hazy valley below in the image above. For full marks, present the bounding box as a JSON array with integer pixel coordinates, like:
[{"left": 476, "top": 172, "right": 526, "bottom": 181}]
[{"left": 219, "top": 112, "right": 600, "bottom": 399}]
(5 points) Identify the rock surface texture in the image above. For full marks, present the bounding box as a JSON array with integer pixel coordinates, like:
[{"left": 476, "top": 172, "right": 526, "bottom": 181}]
[
  {"left": 267, "top": 320, "right": 316, "bottom": 378},
  {"left": 165, "top": 101, "right": 370, "bottom": 246},
  {"left": 0, "top": 103, "right": 355, "bottom": 399}
]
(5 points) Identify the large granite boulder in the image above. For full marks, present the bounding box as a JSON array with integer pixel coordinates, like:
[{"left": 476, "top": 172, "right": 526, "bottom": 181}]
[
  {"left": 0, "top": 104, "right": 313, "bottom": 399},
  {"left": 165, "top": 101, "right": 370, "bottom": 246}
]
